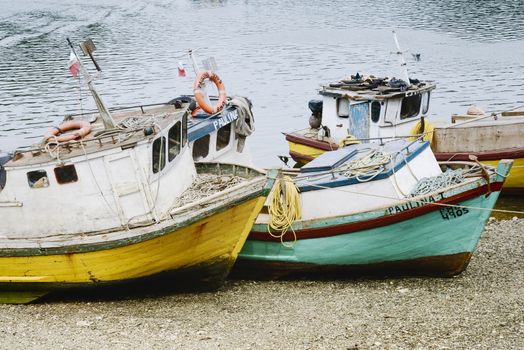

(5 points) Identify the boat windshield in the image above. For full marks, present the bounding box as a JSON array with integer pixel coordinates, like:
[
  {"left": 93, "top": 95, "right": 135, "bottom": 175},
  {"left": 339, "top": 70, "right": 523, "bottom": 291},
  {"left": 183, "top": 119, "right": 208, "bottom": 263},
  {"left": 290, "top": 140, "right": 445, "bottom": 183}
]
[{"left": 400, "top": 94, "right": 422, "bottom": 119}]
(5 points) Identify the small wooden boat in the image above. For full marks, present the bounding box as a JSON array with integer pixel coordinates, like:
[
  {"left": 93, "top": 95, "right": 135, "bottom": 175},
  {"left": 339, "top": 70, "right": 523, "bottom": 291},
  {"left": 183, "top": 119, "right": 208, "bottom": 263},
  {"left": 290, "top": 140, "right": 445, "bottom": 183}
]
[
  {"left": 0, "top": 40, "right": 272, "bottom": 304},
  {"left": 431, "top": 108, "right": 524, "bottom": 194},
  {"left": 235, "top": 139, "right": 512, "bottom": 279}
]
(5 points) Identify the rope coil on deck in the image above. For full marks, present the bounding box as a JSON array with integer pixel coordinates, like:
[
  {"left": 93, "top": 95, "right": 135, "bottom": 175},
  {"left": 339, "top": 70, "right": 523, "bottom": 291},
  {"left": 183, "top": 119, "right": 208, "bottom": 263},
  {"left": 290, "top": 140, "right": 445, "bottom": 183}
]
[
  {"left": 267, "top": 175, "right": 302, "bottom": 247},
  {"left": 339, "top": 150, "right": 392, "bottom": 182}
]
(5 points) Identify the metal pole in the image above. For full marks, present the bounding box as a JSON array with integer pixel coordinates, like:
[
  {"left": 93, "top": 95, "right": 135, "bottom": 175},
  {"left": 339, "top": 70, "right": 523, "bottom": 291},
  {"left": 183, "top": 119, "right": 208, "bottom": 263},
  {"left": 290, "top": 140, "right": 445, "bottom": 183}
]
[{"left": 67, "top": 38, "right": 115, "bottom": 129}]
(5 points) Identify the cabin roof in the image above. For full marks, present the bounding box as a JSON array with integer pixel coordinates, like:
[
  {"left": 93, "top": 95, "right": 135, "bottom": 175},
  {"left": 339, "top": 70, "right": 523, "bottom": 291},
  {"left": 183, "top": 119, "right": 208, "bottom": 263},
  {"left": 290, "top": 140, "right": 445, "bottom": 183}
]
[
  {"left": 7, "top": 102, "right": 189, "bottom": 168},
  {"left": 319, "top": 75, "right": 436, "bottom": 101}
]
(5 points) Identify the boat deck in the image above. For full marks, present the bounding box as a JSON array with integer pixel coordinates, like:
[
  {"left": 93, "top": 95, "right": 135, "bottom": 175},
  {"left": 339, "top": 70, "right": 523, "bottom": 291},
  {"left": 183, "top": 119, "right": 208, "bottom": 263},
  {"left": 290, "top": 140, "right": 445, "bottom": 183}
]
[{"left": 7, "top": 102, "right": 189, "bottom": 167}]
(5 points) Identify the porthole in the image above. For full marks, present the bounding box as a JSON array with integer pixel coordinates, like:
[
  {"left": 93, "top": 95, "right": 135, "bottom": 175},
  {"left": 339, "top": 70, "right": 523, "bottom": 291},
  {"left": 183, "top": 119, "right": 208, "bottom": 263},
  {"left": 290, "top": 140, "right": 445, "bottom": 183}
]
[
  {"left": 27, "top": 170, "right": 49, "bottom": 188},
  {"left": 54, "top": 165, "right": 78, "bottom": 184}
]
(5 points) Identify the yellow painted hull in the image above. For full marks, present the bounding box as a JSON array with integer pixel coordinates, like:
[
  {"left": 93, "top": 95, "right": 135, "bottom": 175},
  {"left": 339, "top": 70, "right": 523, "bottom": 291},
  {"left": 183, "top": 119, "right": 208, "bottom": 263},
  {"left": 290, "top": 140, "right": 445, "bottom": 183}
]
[
  {"left": 288, "top": 141, "right": 327, "bottom": 163},
  {"left": 482, "top": 157, "right": 524, "bottom": 190},
  {"left": 0, "top": 196, "right": 265, "bottom": 302}
]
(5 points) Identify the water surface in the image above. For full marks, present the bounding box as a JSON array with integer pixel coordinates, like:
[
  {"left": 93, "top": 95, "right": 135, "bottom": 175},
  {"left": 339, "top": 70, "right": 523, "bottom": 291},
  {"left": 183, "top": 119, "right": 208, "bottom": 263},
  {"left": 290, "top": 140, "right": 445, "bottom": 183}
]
[{"left": 1, "top": 0, "right": 523, "bottom": 168}]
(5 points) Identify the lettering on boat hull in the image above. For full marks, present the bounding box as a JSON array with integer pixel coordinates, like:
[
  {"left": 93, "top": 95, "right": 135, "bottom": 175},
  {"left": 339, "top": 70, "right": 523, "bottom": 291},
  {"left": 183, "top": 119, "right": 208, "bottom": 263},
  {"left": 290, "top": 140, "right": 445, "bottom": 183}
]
[
  {"left": 439, "top": 207, "right": 469, "bottom": 220},
  {"left": 385, "top": 195, "right": 440, "bottom": 215},
  {"left": 213, "top": 110, "right": 238, "bottom": 130}
]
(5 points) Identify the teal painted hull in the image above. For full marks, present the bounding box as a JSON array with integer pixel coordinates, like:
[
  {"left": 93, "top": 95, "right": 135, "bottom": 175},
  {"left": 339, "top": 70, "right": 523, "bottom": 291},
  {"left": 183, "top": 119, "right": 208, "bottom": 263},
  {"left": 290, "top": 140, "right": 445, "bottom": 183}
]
[{"left": 238, "top": 191, "right": 500, "bottom": 276}]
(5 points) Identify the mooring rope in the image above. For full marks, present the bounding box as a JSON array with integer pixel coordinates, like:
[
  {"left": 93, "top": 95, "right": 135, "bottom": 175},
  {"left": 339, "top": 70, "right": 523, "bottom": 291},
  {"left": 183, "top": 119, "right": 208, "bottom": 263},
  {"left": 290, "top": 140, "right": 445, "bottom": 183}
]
[{"left": 267, "top": 175, "right": 302, "bottom": 247}]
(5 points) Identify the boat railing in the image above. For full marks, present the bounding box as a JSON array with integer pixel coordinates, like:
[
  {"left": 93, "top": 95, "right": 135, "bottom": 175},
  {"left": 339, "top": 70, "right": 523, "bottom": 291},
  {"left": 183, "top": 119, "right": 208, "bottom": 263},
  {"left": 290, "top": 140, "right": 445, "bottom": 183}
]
[{"left": 65, "top": 101, "right": 182, "bottom": 120}]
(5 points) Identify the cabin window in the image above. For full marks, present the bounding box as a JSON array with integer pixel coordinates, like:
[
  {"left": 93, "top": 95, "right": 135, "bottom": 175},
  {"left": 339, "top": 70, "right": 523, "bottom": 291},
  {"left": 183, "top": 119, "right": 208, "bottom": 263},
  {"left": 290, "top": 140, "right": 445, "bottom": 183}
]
[
  {"left": 168, "top": 121, "right": 181, "bottom": 162},
  {"left": 216, "top": 124, "right": 231, "bottom": 151},
  {"left": 421, "top": 92, "right": 430, "bottom": 114},
  {"left": 371, "top": 102, "right": 381, "bottom": 123},
  {"left": 192, "top": 135, "right": 210, "bottom": 161},
  {"left": 336, "top": 98, "right": 349, "bottom": 118},
  {"left": 54, "top": 165, "right": 78, "bottom": 184},
  {"left": 182, "top": 113, "right": 188, "bottom": 146},
  {"left": 400, "top": 94, "right": 422, "bottom": 119},
  {"left": 27, "top": 170, "right": 49, "bottom": 188},
  {"left": 0, "top": 167, "right": 5, "bottom": 189},
  {"left": 152, "top": 136, "right": 166, "bottom": 174},
  {"left": 0, "top": 156, "right": 8, "bottom": 190}
]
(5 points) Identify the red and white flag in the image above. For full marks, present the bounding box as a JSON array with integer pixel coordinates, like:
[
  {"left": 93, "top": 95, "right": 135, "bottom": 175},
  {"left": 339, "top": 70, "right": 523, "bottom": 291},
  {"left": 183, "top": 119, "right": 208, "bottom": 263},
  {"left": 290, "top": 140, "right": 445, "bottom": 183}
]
[
  {"left": 177, "top": 61, "right": 186, "bottom": 77},
  {"left": 68, "top": 51, "right": 80, "bottom": 77}
]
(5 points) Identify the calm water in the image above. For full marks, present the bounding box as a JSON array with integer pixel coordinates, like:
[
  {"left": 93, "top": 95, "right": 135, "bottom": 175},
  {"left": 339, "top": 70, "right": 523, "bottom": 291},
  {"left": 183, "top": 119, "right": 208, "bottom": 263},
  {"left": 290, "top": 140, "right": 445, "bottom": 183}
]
[{"left": 1, "top": 0, "right": 524, "bottom": 172}]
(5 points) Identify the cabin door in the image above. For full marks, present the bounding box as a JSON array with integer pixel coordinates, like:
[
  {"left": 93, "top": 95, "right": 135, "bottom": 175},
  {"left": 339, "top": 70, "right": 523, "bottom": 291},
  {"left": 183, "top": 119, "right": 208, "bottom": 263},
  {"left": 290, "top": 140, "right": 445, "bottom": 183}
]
[
  {"left": 104, "top": 151, "right": 153, "bottom": 225},
  {"left": 348, "top": 102, "right": 370, "bottom": 141}
]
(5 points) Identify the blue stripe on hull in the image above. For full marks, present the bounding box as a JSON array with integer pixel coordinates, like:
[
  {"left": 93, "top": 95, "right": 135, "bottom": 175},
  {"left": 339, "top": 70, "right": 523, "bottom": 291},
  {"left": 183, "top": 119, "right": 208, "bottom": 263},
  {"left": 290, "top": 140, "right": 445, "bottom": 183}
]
[{"left": 239, "top": 193, "right": 499, "bottom": 266}]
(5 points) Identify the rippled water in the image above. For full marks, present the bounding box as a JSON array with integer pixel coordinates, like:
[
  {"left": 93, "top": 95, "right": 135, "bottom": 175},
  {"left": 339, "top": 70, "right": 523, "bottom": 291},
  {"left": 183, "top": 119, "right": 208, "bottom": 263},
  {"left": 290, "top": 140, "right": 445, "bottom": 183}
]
[{"left": 1, "top": 0, "right": 524, "bottom": 168}]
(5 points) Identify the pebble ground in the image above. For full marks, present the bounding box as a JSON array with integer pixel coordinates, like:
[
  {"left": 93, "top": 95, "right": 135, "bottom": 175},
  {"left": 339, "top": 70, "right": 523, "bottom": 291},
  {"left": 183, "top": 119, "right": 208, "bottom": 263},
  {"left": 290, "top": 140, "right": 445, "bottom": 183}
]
[{"left": 1, "top": 219, "right": 522, "bottom": 349}]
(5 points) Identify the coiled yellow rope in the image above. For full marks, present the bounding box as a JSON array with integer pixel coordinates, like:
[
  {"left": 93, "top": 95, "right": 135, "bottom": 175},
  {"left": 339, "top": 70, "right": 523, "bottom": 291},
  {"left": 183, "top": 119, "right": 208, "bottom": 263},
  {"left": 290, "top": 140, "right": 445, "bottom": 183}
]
[{"left": 267, "top": 176, "right": 302, "bottom": 247}]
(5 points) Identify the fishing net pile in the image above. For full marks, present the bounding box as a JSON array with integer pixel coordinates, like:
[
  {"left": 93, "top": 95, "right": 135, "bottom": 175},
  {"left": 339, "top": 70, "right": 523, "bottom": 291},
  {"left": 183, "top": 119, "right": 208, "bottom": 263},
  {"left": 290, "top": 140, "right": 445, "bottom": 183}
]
[{"left": 173, "top": 173, "right": 245, "bottom": 208}]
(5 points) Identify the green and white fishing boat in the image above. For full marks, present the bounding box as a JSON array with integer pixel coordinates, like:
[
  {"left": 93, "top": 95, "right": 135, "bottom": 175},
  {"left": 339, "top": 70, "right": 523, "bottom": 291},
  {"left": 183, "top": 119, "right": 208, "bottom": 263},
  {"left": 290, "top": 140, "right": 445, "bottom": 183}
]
[{"left": 235, "top": 139, "right": 512, "bottom": 278}]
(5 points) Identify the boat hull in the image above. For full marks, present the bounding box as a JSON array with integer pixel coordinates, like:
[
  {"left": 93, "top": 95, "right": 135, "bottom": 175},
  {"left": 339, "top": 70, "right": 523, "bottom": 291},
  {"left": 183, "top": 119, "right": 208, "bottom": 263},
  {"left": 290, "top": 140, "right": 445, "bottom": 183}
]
[
  {"left": 236, "top": 183, "right": 502, "bottom": 279},
  {"left": 285, "top": 131, "right": 336, "bottom": 165},
  {"left": 0, "top": 195, "right": 266, "bottom": 303}
]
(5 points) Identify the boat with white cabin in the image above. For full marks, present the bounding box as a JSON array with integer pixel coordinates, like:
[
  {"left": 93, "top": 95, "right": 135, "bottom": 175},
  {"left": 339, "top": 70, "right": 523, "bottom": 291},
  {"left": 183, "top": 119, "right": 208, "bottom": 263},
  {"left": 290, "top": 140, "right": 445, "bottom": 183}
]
[{"left": 0, "top": 39, "right": 273, "bottom": 303}]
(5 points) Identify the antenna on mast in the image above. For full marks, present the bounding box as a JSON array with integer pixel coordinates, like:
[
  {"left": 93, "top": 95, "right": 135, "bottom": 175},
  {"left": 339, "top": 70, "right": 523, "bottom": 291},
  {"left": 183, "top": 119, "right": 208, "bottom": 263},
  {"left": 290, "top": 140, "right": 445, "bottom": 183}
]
[
  {"left": 391, "top": 30, "right": 411, "bottom": 86},
  {"left": 67, "top": 38, "right": 116, "bottom": 130}
]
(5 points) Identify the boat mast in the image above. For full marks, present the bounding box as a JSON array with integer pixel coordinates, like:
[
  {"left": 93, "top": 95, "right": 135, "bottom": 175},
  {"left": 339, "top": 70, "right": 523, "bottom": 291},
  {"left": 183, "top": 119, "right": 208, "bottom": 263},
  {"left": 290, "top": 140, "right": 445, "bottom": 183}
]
[
  {"left": 391, "top": 30, "right": 410, "bottom": 86},
  {"left": 67, "top": 38, "right": 116, "bottom": 130}
]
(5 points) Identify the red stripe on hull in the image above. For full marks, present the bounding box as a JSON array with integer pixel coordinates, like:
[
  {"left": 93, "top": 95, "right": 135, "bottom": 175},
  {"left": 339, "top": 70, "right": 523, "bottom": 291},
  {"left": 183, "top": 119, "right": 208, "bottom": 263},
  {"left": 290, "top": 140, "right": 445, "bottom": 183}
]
[
  {"left": 285, "top": 132, "right": 339, "bottom": 151},
  {"left": 434, "top": 147, "right": 524, "bottom": 161},
  {"left": 249, "top": 182, "right": 503, "bottom": 242}
]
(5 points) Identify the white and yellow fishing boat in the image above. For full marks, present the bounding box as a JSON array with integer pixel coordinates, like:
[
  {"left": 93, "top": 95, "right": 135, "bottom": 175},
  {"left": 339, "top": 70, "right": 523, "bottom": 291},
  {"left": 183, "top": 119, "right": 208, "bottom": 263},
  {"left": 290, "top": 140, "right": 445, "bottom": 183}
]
[
  {"left": 0, "top": 40, "right": 273, "bottom": 303},
  {"left": 284, "top": 32, "right": 523, "bottom": 192}
]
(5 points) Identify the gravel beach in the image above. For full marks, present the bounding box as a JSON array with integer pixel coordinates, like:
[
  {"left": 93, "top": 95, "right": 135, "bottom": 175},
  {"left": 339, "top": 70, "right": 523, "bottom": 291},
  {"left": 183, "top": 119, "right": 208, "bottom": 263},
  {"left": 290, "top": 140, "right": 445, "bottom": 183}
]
[{"left": 1, "top": 218, "right": 522, "bottom": 350}]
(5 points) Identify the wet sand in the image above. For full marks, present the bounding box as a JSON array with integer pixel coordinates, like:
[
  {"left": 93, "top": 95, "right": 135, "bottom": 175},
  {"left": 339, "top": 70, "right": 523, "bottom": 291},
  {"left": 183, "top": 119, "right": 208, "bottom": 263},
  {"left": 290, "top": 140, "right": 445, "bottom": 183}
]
[{"left": 1, "top": 219, "right": 522, "bottom": 349}]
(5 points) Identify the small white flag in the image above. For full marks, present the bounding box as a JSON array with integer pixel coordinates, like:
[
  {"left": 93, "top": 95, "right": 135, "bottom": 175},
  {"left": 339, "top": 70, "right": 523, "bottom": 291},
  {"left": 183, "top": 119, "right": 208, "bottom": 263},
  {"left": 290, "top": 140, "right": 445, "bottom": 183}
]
[{"left": 68, "top": 51, "right": 80, "bottom": 77}]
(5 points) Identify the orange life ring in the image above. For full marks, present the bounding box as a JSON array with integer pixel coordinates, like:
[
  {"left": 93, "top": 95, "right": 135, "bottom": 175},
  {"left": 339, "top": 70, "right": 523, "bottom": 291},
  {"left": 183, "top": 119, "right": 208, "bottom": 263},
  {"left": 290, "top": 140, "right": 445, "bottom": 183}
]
[
  {"left": 193, "top": 70, "right": 227, "bottom": 114},
  {"left": 43, "top": 120, "right": 92, "bottom": 143}
]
